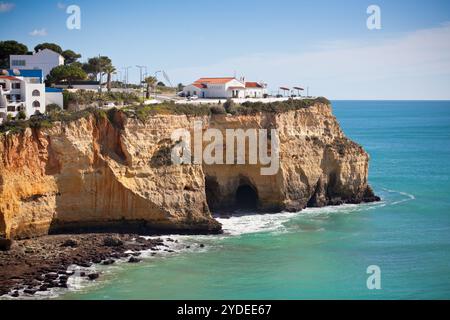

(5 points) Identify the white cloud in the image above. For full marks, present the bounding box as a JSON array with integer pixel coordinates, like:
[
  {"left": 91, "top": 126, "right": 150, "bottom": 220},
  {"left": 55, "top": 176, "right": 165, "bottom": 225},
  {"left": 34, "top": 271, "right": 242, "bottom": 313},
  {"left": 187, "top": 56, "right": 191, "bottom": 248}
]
[
  {"left": 57, "top": 2, "right": 66, "bottom": 10},
  {"left": 0, "top": 1, "right": 14, "bottom": 12},
  {"left": 29, "top": 28, "right": 48, "bottom": 37},
  {"left": 168, "top": 23, "right": 450, "bottom": 100}
]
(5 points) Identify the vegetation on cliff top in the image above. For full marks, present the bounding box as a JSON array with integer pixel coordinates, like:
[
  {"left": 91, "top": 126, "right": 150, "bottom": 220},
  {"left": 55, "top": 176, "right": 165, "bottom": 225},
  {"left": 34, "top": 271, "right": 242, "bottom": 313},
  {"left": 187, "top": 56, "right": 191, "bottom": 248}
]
[{"left": 0, "top": 97, "right": 330, "bottom": 135}]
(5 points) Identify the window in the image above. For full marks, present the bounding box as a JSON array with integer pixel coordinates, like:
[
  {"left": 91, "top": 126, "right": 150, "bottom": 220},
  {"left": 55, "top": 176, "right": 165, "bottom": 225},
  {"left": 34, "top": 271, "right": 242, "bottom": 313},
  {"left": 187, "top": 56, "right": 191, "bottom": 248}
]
[
  {"left": 7, "top": 106, "right": 15, "bottom": 112},
  {"left": 7, "top": 94, "right": 21, "bottom": 102},
  {"left": 33, "top": 101, "right": 40, "bottom": 108},
  {"left": 32, "top": 90, "right": 40, "bottom": 97},
  {"left": 11, "top": 60, "right": 26, "bottom": 67},
  {"left": 12, "top": 83, "right": 21, "bottom": 89}
]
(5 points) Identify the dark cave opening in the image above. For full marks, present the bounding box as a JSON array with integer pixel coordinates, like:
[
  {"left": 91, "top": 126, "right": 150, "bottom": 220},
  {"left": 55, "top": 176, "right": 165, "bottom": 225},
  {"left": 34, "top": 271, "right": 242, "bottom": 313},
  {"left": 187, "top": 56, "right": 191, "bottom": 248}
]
[
  {"left": 235, "top": 184, "right": 259, "bottom": 210},
  {"left": 205, "top": 176, "right": 220, "bottom": 211}
]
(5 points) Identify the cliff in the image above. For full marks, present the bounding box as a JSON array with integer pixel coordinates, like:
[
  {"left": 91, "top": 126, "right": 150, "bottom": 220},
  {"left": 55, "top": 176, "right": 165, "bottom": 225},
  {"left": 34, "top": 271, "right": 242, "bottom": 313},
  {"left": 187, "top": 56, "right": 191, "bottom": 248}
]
[{"left": 0, "top": 101, "right": 379, "bottom": 240}]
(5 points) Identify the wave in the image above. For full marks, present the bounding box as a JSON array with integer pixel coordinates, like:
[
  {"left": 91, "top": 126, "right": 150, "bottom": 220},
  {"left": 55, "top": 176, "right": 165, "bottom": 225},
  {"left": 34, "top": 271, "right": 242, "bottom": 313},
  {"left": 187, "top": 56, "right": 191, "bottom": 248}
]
[
  {"left": 12, "top": 187, "right": 414, "bottom": 300},
  {"left": 380, "top": 188, "right": 416, "bottom": 206}
]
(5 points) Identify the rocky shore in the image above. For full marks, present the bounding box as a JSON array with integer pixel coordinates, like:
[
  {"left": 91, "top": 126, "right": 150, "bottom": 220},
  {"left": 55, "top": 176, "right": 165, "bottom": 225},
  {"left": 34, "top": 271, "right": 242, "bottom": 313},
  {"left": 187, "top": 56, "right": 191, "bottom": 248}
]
[{"left": 0, "top": 233, "right": 169, "bottom": 298}]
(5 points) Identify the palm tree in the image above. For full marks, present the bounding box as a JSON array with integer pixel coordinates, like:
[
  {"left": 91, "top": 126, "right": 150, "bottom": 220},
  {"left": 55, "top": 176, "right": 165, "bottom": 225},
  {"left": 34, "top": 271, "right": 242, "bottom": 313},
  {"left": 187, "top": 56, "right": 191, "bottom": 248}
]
[
  {"left": 144, "top": 76, "right": 157, "bottom": 99},
  {"left": 104, "top": 65, "right": 116, "bottom": 92}
]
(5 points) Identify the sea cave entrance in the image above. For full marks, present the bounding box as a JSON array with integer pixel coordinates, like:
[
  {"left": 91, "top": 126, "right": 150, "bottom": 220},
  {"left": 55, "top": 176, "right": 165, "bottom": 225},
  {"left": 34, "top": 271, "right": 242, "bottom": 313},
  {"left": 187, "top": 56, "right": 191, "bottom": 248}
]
[
  {"left": 205, "top": 176, "right": 221, "bottom": 211},
  {"left": 235, "top": 184, "right": 259, "bottom": 210}
]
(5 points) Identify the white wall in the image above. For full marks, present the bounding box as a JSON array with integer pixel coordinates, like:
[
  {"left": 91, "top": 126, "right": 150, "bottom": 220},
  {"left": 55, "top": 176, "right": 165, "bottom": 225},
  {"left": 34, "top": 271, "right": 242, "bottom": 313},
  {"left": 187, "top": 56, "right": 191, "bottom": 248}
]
[
  {"left": 183, "top": 79, "right": 247, "bottom": 99},
  {"left": 10, "top": 49, "right": 64, "bottom": 80},
  {"left": 24, "top": 83, "right": 46, "bottom": 116},
  {"left": 45, "top": 92, "right": 64, "bottom": 108},
  {"left": 245, "top": 88, "right": 266, "bottom": 98},
  {"left": 54, "top": 84, "right": 100, "bottom": 91},
  {"left": 183, "top": 84, "right": 203, "bottom": 97}
]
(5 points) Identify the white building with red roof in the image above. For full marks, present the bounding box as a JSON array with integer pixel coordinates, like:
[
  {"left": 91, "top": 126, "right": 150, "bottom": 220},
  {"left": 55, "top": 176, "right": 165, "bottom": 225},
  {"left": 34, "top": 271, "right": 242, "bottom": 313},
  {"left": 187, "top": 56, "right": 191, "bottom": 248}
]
[{"left": 183, "top": 77, "right": 267, "bottom": 99}]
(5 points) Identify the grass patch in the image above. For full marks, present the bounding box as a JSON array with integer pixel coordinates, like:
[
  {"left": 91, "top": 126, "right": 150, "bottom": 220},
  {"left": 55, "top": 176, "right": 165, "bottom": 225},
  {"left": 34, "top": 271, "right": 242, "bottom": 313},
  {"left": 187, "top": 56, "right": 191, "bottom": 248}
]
[{"left": 0, "top": 97, "right": 330, "bottom": 135}]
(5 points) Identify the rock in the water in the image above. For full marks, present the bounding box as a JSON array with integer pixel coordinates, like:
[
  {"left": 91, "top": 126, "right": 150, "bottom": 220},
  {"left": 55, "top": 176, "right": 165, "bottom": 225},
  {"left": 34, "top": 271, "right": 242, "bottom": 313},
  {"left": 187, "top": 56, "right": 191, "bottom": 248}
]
[
  {"left": 45, "top": 272, "right": 59, "bottom": 280},
  {"left": 87, "top": 273, "right": 99, "bottom": 281},
  {"left": 38, "top": 285, "right": 48, "bottom": 292},
  {"left": 128, "top": 257, "right": 141, "bottom": 263},
  {"left": 101, "top": 259, "right": 115, "bottom": 265},
  {"left": 23, "top": 289, "right": 36, "bottom": 295}
]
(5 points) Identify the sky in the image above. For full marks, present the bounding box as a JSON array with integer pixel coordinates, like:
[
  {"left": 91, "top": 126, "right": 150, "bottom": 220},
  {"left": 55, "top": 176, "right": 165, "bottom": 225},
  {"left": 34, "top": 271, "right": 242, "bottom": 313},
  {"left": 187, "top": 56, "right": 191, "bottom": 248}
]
[{"left": 1, "top": 0, "right": 450, "bottom": 99}]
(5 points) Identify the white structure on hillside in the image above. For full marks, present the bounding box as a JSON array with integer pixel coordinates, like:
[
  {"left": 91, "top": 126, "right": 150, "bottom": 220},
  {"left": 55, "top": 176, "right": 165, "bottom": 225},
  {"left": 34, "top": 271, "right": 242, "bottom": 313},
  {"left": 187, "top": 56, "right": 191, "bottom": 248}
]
[
  {"left": 0, "top": 69, "right": 63, "bottom": 124},
  {"left": 10, "top": 49, "right": 64, "bottom": 80},
  {"left": 54, "top": 80, "right": 105, "bottom": 92},
  {"left": 183, "top": 77, "right": 267, "bottom": 99}
]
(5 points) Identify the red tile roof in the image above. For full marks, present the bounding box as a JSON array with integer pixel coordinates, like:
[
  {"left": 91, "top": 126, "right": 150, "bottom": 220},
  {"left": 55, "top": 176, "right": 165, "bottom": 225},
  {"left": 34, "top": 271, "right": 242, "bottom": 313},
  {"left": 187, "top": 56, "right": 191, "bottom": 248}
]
[
  {"left": 194, "top": 77, "right": 236, "bottom": 85},
  {"left": 193, "top": 83, "right": 207, "bottom": 89},
  {"left": 245, "top": 82, "right": 263, "bottom": 88},
  {"left": 0, "top": 76, "right": 20, "bottom": 81}
]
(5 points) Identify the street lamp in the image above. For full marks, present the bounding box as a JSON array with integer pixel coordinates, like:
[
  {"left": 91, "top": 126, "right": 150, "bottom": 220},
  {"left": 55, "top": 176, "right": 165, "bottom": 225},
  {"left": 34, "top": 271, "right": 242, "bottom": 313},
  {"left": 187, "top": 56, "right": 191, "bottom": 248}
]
[
  {"left": 122, "top": 66, "right": 132, "bottom": 91},
  {"left": 154, "top": 70, "right": 162, "bottom": 99},
  {"left": 136, "top": 65, "right": 146, "bottom": 101}
]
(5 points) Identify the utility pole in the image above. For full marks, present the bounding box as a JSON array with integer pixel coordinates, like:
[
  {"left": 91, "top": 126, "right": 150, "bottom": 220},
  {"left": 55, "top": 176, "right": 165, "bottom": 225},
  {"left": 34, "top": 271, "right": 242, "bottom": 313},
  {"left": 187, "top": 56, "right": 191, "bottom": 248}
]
[
  {"left": 154, "top": 70, "right": 162, "bottom": 99},
  {"left": 98, "top": 54, "right": 102, "bottom": 94},
  {"left": 136, "top": 65, "right": 146, "bottom": 102},
  {"left": 123, "top": 66, "right": 132, "bottom": 92}
]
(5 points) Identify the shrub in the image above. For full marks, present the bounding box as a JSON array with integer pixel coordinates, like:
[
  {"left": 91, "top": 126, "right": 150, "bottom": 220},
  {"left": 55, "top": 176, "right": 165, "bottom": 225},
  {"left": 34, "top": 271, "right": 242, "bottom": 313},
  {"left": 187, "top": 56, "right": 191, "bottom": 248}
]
[
  {"left": 46, "top": 103, "right": 61, "bottom": 114},
  {"left": 223, "top": 99, "right": 236, "bottom": 114},
  {"left": 17, "top": 110, "right": 27, "bottom": 120},
  {"left": 210, "top": 105, "right": 226, "bottom": 115}
]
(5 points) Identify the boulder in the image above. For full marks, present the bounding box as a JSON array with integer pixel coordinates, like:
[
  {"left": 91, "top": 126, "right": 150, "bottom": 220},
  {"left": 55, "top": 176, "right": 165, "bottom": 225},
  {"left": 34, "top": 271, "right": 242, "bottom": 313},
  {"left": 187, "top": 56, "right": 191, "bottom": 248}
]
[
  {"left": 87, "top": 273, "right": 99, "bottom": 281},
  {"left": 128, "top": 257, "right": 141, "bottom": 263},
  {"left": 103, "top": 237, "right": 124, "bottom": 247},
  {"left": 0, "top": 238, "right": 12, "bottom": 251},
  {"left": 61, "top": 239, "right": 78, "bottom": 248}
]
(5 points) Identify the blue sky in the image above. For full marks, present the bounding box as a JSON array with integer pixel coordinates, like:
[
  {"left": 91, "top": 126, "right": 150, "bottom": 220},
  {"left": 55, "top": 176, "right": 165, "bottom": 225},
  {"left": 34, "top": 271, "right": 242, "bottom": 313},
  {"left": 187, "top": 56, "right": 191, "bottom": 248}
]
[{"left": 1, "top": 0, "right": 450, "bottom": 99}]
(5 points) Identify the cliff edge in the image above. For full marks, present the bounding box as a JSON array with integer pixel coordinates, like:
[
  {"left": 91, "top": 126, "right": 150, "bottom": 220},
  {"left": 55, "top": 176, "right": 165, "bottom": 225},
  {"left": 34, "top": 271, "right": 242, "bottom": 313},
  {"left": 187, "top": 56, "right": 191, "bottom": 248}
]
[{"left": 0, "top": 101, "right": 379, "bottom": 240}]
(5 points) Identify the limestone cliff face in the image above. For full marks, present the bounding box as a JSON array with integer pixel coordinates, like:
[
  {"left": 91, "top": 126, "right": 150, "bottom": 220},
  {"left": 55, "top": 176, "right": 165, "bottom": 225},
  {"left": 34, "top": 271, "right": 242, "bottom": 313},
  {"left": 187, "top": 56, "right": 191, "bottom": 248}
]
[
  {"left": 204, "top": 103, "right": 378, "bottom": 212},
  {"left": 0, "top": 102, "right": 378, "bottom": 240}
]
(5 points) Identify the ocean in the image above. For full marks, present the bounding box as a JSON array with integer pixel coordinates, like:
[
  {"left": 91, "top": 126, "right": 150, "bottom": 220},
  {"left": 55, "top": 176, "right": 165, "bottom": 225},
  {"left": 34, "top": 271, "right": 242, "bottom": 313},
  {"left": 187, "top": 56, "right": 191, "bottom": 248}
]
[{"left": 59, "top": 100, "right": 450, "bottom": 300}]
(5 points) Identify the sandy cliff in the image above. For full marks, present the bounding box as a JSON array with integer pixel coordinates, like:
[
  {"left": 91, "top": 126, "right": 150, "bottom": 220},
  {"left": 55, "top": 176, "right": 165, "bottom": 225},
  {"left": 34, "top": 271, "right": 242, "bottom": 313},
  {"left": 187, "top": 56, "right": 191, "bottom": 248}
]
[{"left": 0, "top": 102, "right": 378, "bottom": 240}]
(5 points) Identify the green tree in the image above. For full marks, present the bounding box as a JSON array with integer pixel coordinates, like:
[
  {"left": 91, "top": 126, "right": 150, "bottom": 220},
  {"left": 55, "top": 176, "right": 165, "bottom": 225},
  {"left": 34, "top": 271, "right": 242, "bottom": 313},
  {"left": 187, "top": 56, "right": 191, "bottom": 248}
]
[
  {"left": 83, "top": 56, "right": 112, "bottom": 82},
  {"left": 177, "top": 83, "right": 184, "bottom": 92},
  {"left": 47, "top": 65, "right": 87, "bottom": 86},
  {"left": 34, "top": 43, "right": 63, "bottom": 54},
  {"left": 62, "top": 50, "right": 81, "bottom": 65},
  {"left": 103, "top": 65, "right": 116, "bottom": 92},
  {"left": 144, "top": 76, "right": 157, "bottom": 99},
  {"left": 0, "top": 40, "right": 29, "bottom": 69}
]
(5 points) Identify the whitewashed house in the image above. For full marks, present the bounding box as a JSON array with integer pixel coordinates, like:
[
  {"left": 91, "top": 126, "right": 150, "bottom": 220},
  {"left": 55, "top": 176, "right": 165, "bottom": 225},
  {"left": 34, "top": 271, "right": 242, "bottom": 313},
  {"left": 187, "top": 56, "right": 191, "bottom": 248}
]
[
  {"left": 10, "top": 49, "right": 64, "bottom": 80},
  {"left": 183, "top": 77, "right": 267, "bottom": 99},
  {"left": 0, "top": 69, "right": 63, "bottom": 124}
]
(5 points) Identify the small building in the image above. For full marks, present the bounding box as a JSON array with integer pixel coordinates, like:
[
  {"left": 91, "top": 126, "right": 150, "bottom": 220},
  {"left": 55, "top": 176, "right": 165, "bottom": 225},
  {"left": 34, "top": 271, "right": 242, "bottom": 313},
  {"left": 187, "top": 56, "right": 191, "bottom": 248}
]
[
  {"left": 183, "top": 77, "right": 267, "bottom": 99},
  {"left": 9, "top": 49, "right": 64, "bottom": 80},
  {"left": 0, "top": 69, "right": 63, "bottom": 124},
  {"left": 244, "top": 82, "right": 266, "bottom": 98}
]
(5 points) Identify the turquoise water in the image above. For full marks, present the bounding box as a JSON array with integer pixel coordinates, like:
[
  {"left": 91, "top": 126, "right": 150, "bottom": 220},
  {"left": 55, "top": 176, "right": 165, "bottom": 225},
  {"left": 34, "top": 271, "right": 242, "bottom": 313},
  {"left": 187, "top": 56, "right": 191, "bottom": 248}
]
[{"left": 62, "top": 101, "right": 450, "bottom": 300}]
